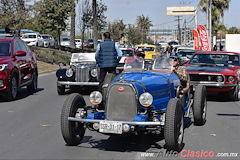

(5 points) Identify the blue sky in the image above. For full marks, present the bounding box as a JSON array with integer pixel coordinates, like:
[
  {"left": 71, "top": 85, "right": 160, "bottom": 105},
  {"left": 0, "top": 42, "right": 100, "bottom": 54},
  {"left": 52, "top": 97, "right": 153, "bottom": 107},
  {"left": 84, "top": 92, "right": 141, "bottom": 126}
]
[{"left": 103, "top": 0, "right": 240, "bottom": 29}]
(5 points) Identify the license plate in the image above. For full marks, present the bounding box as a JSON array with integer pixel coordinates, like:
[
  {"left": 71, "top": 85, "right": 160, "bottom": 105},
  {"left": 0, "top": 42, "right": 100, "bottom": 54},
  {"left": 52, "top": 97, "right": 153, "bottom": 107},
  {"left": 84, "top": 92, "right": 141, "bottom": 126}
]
[{"left": 99, "top": 121, "right": 122, "bottom": 134}]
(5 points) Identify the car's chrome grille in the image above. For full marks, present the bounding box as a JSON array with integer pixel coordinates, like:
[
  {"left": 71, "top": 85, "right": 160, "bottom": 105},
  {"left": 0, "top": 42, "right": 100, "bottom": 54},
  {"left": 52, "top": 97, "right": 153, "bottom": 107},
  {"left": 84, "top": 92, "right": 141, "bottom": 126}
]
[
  {"left": 189, "top": 74, "right": 224, "bottom": 82},
  {"left": 106, "top": 84, "right": 137, "bottom": 121},
  {"left": 75, "top": 67, "right": 89, "bottom": 82}
]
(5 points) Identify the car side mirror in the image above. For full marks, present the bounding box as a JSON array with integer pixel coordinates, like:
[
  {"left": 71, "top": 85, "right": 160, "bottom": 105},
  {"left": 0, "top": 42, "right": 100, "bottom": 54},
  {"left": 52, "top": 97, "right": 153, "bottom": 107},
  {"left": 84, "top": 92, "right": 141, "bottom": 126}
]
[{"left": 15, "top": 51, "right": 26, "bottom": 56}]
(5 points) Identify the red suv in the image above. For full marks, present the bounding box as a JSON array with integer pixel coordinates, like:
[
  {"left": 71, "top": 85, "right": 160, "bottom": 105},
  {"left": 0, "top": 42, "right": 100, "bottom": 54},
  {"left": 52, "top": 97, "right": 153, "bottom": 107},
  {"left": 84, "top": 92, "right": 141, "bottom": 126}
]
[{"left": 0, "top": 36, "right": 38, "bottom": 101}]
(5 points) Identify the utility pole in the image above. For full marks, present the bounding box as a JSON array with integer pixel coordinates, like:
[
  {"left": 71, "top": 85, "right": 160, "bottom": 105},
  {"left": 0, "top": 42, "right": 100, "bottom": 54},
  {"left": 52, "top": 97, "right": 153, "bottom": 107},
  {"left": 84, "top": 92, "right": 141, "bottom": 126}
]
[
  {"left": 175, "top": 16, "right": 182, "bottom": 44},
  {"left": 194, "top": 9, "right": 198, "bottom": 29},
  {"left": 184, "top": 18, "right": 186, "bottom": 44},
  {"left": 208, "top": 0, "right": 212, "bottom": 50}
]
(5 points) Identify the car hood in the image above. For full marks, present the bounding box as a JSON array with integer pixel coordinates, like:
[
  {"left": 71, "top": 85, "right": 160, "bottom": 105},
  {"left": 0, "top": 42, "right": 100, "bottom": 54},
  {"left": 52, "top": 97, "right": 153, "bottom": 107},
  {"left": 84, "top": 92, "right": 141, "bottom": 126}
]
[
  {"left": 186, "top": 65, "right": 235, "bottom": 74},
  {"left": 0, "top": 57, "right": 11, "bottom": 64}
]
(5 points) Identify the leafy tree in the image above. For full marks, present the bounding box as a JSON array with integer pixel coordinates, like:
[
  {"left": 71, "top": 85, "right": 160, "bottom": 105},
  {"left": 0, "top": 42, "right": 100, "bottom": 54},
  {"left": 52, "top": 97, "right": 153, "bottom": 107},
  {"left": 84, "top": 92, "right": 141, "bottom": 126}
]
[
  {"left": 126, "top": 24, "right": 142, "bottom": 45},
  {"left": 107, "top": 19, "right": 126, "bottom": 42},
  {"left": 92, "top": 0, "right": 107, "bottom": 32},
  {"left": 0, "top": 0, "right": 30, "bottom": 32},
  {"left": 77, "top": 0, "right": 92, "bottom": 50},
  {"left": 136, "top": 15, "right": 153, "bottom": 44},
  {"left": 228, "top": 27, "right": 240, "bottom": 34},
  {"left": 212, "top": 20, "right": 227, "bottom": 39},
  {"left": 33, "top": 0, "right": 72, "bottom": 47}
]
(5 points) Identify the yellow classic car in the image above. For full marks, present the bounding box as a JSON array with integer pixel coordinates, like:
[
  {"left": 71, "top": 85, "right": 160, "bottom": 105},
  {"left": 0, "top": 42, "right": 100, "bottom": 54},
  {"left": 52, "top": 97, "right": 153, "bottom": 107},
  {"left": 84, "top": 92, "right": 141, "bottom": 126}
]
[{"left": 136, "top": 44, "right": 160, "bottom": 60}]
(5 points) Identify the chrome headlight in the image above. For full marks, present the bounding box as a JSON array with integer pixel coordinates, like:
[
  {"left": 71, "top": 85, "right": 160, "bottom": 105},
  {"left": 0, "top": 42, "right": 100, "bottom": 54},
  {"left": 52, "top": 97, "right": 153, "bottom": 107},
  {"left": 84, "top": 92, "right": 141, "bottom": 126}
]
[
  {"left": 228, "top": 76, "right": 235, "bottom": 82},
  {"left": 91, "top": 68, "right": 98, "bottom": 77},
  {"left": 0, "top": 64, "right": 8, "bottom": 71},
  {"left": 90, "top": 91, "right": 102, "bottom": 105},
  {"left": 66, "top": 68, "right": 73, "bottom": 77},
  {"left": 216, "top": 75, "right": 223, "bottom": 82},
  {"left": 139, "top": 92, "right": 153, "bottom": 107}
]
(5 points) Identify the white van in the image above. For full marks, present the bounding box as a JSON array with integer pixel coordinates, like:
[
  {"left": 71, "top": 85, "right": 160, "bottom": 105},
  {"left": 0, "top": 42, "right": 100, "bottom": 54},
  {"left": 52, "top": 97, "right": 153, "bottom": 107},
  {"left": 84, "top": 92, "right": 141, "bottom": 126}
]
[{"left": 21, "top": 33, "right": 44, "bottom": 47}]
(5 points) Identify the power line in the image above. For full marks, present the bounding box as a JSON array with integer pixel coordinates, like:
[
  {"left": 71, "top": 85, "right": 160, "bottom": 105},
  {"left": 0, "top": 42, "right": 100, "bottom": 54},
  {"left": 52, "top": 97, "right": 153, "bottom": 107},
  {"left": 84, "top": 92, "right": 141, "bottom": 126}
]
[{"left": 153, "top": 20, "right": 176, "bottom": 27}]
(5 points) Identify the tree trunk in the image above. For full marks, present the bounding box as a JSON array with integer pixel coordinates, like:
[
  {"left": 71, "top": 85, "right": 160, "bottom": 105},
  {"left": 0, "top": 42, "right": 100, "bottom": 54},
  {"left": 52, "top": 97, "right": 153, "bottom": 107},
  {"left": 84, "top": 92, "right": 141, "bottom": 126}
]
[
  {"left": 92, "top": 0, "right": 98, "bottom": 50},
  {"left": 70, "top": 0, "right": 76, "bottom": 49}
]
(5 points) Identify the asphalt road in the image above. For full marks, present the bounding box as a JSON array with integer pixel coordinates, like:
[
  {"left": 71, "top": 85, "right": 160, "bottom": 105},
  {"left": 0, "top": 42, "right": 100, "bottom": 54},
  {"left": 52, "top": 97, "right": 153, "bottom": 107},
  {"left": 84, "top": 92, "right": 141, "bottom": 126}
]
[{"left": 0, "top": 72, "right": 239, "bottom": 160}]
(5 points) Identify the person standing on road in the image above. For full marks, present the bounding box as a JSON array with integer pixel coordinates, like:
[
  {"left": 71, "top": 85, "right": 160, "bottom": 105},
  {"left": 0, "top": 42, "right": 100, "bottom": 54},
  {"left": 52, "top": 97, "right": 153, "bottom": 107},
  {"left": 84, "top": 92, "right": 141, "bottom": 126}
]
[
  {"left": 164, "top": 43, "right": 173, "bottom": 58},
  {"left": 95, "top": 32, "right": 122, "bottom": 92}
]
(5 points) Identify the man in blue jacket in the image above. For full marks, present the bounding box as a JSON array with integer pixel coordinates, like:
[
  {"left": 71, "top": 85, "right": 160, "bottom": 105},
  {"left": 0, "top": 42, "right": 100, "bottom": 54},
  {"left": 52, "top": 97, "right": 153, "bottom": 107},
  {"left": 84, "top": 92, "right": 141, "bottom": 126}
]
[{"left": 95, "top": 32, "right": 122, "bottom": 92}]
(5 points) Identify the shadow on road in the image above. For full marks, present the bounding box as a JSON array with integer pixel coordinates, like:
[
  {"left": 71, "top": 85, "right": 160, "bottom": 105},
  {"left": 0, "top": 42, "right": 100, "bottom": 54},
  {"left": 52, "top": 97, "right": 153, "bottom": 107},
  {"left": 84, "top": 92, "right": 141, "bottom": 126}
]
[
  {"left": 216, "top": 113, "right": 240, "bottom": 116},
  {"left": 80, "top": 133, "right": 165, "bottom": 152},
  {"left": 64, "top": 86, "right": 98, "bottom": 96},
  {"left": 0, "top": 88, "right": 44, "bottom": 102}
]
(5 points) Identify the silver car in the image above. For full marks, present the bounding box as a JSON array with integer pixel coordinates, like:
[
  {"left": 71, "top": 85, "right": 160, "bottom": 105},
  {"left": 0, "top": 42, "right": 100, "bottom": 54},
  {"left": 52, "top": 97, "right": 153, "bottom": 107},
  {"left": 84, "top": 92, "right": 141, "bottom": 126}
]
[{"left": 41, "top": 34, "right": 56, "bottom": 48}]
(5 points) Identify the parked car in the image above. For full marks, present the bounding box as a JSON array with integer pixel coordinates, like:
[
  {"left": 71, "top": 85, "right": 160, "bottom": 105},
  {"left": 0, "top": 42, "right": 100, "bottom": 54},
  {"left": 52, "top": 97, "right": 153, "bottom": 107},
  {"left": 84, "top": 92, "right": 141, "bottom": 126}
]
[
  {"left": 178, "top": 49, "right": 201, "bottom": 65},
  {"left": 21, "top": 33, "right": 44, "bottom": 47},
  {"left": 19, "top": 29, "right": 39, "bottom": 37},
  {"left": 83, "top": 39, "right": 94, "bottom": 48},
  {"left": 0, "top": 36, "right": 38, "bottom": 100},
  {"left": 117, "top": 48, "right": 137, "bottom": 73},
  {"left": 60, "top": 57, "right": 207, "bottom": 151},
  {"left": 56, "top": 53, "right": 99, "bottom": 95},
  {"left": 41, "top": 34, "right": 55, "bottom": 48},
  {"left": 0, "top": 29, "right": 6, "bottom": 34},
  {"left": 75, "top": 39, "right": 82, "bottom": 48},
  {"left": 186, "top": 51, "right": 240, "bottom": 100},
  {"left": 60, "top": 37, "right": 70, "bottom": 47}
]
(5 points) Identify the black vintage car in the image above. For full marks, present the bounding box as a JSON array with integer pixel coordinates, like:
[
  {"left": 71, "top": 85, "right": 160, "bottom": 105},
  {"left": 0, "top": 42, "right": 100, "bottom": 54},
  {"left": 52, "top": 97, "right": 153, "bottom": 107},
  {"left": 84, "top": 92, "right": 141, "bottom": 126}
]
[{"left": 56, "top": 53, "right": 99, "bottom": 95}]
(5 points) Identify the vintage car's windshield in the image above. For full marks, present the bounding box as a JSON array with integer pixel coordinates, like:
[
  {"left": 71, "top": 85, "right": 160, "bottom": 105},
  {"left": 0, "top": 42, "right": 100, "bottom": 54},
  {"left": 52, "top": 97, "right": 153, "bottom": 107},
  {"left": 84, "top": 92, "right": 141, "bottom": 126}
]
[
  {"left": 124, "top": 57, "right": 144, "bottom": 70},
  {"left": 189, "top": 54, "right": 240, "bottom": 66},
  {"left": 70, "top": 53, "right": 96, "bottom": 65},
  {"left": 152, "top": 57, "right": 174, "bottom": 72}
]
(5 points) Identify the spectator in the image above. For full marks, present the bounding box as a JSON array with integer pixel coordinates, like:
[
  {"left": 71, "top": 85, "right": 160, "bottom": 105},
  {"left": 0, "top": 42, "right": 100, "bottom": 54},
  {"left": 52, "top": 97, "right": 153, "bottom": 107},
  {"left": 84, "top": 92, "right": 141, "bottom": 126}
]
[
  {"left": 95, "top": 32, "right": 122, "bottom": 92},
  {"left": 220, "top": 43, "right": 224, "bottom": 51},
  {"left": 165, "top": 43, "right": 173, "bottom": 57},
  {"left": 136, "top": 48, "right": 145, "bottom": 59},
  {"left": 213, "top": 44, "right": 217, "bottom": 51}
]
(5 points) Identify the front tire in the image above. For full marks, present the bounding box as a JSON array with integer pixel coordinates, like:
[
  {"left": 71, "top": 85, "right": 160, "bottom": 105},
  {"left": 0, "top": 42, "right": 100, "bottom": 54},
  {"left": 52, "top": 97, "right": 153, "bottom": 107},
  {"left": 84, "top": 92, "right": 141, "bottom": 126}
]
[
  {"left": 27, "top": 70, "right": 38, "bottom": 92},
  {"left": 193, "top": 85, "right": 207, "bottom": 125},
  {"left": 164, "top": 98, "right": 184, "bottom": 151},
  {"left": 229, "top": 84, "right": 239, "bottom": 101},
  {"left": 61, "top": 93, "right": 86, "bottom": 146},
  {"left": 57, "top": 85, "right": 65, "bottom": 95},
  {"left": 5, "top": 74, "right": 18, "bottom": 101}
]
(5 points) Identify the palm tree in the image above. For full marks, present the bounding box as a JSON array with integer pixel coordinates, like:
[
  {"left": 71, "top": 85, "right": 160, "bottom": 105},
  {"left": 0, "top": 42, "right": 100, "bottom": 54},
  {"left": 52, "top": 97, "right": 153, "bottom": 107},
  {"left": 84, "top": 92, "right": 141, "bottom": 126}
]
[
  {"left": 199, "top": 0, "right": 231, "bottom": 36},
  {"left": 136, "top": 15, "right": 153, "bottom": 44}
]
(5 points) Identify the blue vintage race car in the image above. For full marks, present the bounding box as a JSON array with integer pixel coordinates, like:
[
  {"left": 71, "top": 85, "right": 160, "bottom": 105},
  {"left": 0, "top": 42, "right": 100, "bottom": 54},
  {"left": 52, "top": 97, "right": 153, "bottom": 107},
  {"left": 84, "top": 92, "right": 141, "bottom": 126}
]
[{"left": 60, "top": 57, "right": 207, "bottom": 151}]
